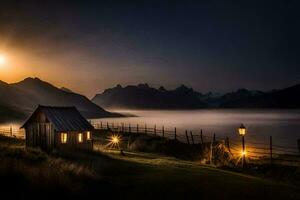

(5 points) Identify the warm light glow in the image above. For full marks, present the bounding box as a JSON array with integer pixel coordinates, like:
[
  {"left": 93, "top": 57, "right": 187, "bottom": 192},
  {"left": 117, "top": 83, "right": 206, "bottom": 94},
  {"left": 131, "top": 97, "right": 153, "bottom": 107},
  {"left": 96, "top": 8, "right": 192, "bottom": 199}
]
[
  {"left": 87, "top": 131, "right": 91, "bottom": 140},
  {"left": 111, "top": 136, "right": 119, "bottom": 144},
  {"left": 0, "top": 54, "right": 6, "bottom": 66},
  {"left": 61, "top": 132, "right": 68, "bottom": 143},
  {"left": 107, "top": 134, "right": 122, "bottom": 149},
  {"left": 241, "top": 151, "right": 247, "bottom": 156},
  {"left": 78, "top": 133, "right": 83, "bottom": 143},
  {"left": 238, "top": 124, "right": 246, "bottom": 136}
]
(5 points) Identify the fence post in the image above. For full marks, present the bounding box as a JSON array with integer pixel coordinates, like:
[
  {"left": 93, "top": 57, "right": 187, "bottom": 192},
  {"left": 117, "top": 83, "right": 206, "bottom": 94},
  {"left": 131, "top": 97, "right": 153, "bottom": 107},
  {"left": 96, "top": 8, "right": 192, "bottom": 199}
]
[
  {"left": 298, "top": 139, "right": 300, "bottom": 156},
  {"left": 127, "top": 135, "right": 131, "bottom": 150},
  {"left": 112, "top": 122, "right": 114, "bottom": 130},
  {"left": 241, "top": 135, "right": 246, "bottom": 168},
  {"left": 213, "top": 133, "right": 216, "bottom": 143},
  {"left": 122, "top": 123, "right": 124, "bottom": 133},
  {"left": 210, "top": 139, "right": 213, "bottom": 164},
  {"left": 270, "top": 136, "right": 273, "bottom": 165},
  {"left": 162, "top": 126, "right": 165, "bottom": 138},
  {"left": 101, "top": 122, "right": 103, "bottom": 129},
  {"left": 145, "top": 124, "right": 147, "bottom": 134},
  {"left": 225, "top": 137, "right": 231, "bottom": 153},
  {"left": 185, "top": 130, "right": 190, "bottom": 144},
  {"left": 137, "top": 124, "right": 139, "bottom": 134},
  {"left": 174, "top": 127, "right": 177, "bottom": 140},
  {"left": 10, "top": 126, "right": 13, "bottom": 137},
  {"left": 200, "top": 129, "right": 204, "bottom": 144},
  {"left": 129, "top": 124, "right": 131, "bottom": 134},
  {"left": 190, "top": 131, "right": 194, "bottom": 145},
  {"left": 154, "top": 125, "right": 156, "bottom": 136},
  {"left": 107, "top": 122, "right": 109, "bottom": 130}
]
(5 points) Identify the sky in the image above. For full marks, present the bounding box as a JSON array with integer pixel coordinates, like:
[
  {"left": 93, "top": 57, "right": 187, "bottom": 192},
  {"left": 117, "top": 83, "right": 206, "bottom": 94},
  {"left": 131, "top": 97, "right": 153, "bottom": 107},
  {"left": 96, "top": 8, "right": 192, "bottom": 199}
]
[{"left": 0, "top": 0, "right": 299, "bottom": 97}]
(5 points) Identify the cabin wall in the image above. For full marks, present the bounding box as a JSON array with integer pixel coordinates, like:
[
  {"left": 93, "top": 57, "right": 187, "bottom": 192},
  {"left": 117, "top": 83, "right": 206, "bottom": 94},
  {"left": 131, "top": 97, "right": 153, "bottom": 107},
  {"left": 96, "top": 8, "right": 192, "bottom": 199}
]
[
  {"left": 24, "top": 109, "right": 93, "bottom": 151},
  {"left": 55, "top": 131, "right": 93, "bottom": 151},
  {"left": 25, "top": 122, "right": 55, "bottom": 150}
]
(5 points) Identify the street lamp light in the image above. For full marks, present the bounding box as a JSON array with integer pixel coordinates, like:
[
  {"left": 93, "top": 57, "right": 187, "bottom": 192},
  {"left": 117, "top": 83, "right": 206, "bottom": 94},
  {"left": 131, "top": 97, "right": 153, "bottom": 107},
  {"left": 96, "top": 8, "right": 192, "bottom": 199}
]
[
  {"left": 238, "top": 124, "right": 246, "bottom": 168},
  {"left": 109, "top": 135, "right": 121, "bottom": 147},
  {"left": 238, "top": 124, "right": 246, "bottom": 136},
  {"left": 108, "top": 134, "right": 125, "bottom": 155}
]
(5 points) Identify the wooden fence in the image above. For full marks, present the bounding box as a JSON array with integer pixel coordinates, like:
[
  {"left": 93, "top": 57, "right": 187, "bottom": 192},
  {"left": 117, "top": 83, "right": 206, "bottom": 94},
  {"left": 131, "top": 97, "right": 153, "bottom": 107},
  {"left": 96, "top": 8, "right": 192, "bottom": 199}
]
[
  {"left": 1, "top": 122, "right": 299, "bottom": 166},
  {"left": 0, "top": 126, "right": 25, "bottom": 139},
  {"left": 92, "top": 121, "right": 300, "bottom": 166}
]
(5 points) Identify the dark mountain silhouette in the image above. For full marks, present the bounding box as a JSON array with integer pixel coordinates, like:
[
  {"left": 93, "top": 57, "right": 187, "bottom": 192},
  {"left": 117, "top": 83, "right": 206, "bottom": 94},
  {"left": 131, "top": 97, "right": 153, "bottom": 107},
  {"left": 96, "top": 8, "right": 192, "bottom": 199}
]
[
  {"left": 60, "top": 87, "right": 74, "bottom": 93},
  {"left": 218, "top": 84, "right": 300, "bottom": 108},
  {"left": 216, "top": 89, "right": 265, "bottom": 108},
  {"left": 92, "top": 83, "right": 300, "bottom": 109},
  {"left": 92, "top": 84, "right": 207, "bottom": 109},
  {"left": 0, "top": 77, "right": 121, "bottom": 122}
]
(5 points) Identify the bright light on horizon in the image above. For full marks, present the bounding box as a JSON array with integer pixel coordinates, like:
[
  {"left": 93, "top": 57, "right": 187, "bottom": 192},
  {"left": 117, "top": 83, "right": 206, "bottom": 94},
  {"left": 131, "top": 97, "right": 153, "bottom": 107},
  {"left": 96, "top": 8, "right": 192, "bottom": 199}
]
[{"left": 0, "top": 54, "right": 7, "bottom": 65}]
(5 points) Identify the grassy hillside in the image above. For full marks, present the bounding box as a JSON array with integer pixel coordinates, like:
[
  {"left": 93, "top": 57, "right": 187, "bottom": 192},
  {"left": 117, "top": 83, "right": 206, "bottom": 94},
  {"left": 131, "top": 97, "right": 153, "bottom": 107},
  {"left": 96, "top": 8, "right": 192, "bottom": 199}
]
[{"left": 0, "top": 135, "right": 299, "bottom": 200}]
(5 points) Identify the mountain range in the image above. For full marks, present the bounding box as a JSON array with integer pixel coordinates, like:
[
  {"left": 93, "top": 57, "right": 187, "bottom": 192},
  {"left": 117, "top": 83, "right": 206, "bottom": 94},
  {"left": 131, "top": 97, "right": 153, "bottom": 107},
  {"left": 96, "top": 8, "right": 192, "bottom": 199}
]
[
  {"left": 1, "top": 77, "right": 300, "bottom": 123},
  {"left": 92, "top": 83, "right": 300, "bottom": 109},
  {"left": 0, "top": 77, "right": 121, "bottom": 122},
  {"left": 92, "top": 84, "right": 206, "bottom": 109}
]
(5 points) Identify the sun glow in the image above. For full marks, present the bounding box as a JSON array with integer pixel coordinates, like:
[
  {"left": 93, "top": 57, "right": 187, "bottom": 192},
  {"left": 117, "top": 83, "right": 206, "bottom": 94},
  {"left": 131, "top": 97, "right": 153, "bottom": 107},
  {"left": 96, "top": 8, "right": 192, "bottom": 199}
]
[{"left": 0, "top": 54, "right": 6, "bottom": 65}]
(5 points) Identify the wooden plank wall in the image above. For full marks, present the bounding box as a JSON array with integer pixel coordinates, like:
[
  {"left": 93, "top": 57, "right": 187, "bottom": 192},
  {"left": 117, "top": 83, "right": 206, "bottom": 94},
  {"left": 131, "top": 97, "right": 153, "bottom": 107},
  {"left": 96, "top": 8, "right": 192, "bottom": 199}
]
[{"left": 25, "top": 122, "right": 54, "bottom": 150}]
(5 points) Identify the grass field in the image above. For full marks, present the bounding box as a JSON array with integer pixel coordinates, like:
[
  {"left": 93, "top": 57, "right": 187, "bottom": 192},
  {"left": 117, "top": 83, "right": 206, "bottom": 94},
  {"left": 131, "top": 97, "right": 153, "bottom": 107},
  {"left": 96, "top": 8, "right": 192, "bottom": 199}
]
[{"left": 0, "top": 135, "right": 299, "bottom": 200}]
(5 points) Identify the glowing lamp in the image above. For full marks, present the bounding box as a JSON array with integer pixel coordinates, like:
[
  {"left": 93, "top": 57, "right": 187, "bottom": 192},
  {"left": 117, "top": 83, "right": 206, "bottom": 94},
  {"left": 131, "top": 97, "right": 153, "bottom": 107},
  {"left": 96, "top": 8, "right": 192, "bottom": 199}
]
[
  {"left": 241, "top": 151, "right": 247, "bottom": 156},
  {"left": 112, "top": 136, "right": 119, "bottom": 144},
  {"left": 238, "top": 124, "right": 246, "bottom": 136}
]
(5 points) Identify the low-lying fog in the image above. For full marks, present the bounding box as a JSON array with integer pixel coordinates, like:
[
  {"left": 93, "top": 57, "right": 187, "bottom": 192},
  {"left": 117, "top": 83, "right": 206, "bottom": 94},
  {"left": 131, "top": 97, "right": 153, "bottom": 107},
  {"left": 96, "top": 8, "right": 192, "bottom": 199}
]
[{"left": 92, "top": 109, "right": 300, "bottom": 147}]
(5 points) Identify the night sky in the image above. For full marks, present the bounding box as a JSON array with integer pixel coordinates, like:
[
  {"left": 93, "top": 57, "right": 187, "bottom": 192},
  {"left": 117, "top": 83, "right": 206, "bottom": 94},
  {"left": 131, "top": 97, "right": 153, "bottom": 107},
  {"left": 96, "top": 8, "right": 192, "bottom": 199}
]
[{"left": 0, "top": 0, "right": 299, "bottom": 97}]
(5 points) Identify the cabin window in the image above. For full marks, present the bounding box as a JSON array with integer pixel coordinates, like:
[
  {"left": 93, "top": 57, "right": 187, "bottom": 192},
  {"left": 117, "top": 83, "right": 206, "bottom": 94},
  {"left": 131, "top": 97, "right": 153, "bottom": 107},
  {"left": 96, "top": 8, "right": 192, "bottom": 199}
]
[
  {"left": 87, "top": 131, "right": 91, "bottom": 140},
  {"left": 61, "top": 133, "right": 68, "bottom": 143},
  {"left": 78, "top": 133, "right": 83, "bottom": 143}
]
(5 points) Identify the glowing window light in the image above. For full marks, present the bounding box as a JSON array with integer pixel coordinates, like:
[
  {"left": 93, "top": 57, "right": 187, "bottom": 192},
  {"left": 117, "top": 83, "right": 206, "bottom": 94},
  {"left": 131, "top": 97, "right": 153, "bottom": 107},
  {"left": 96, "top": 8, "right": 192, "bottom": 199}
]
[
  {"left": 86, "top": 131, "right": 91, "bottom": 140},
  {"left": 78, "top": 133, "right": 83, "bottom": 143},
  {"left": 61, "top": 133, "right": 68, "bottom": 143}
]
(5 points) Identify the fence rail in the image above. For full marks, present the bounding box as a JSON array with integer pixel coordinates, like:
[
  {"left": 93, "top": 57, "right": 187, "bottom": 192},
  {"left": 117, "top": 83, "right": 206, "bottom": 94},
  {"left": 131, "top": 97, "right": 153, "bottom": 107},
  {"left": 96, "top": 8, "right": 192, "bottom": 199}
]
[
  {"left": 91, "top": 121, "right": 300, "bottom": 166},
  {"left": 0, "top": 122, "right": 299, "bottom": 166}
]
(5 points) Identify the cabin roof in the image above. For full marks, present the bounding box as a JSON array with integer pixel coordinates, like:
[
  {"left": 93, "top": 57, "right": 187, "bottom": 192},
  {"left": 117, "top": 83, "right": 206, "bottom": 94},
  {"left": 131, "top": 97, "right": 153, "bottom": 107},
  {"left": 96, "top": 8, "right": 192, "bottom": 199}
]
[{"left": 21, "top": 105, "right": 94, "bottom": 132}]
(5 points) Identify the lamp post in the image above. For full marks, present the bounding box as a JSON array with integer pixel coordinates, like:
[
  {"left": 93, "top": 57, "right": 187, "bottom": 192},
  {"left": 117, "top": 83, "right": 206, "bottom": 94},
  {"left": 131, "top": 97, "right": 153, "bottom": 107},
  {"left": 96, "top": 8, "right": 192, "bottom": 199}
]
[{"left": 238, "top": 124, "right": 246, "bottom": 168}]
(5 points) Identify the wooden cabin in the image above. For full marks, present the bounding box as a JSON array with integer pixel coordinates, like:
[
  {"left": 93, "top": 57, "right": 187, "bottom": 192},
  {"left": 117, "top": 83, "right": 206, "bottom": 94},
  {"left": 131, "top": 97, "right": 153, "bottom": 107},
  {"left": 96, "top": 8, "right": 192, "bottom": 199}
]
[{"left": 21, "top": 105, "right": 94, "bottom": 151}]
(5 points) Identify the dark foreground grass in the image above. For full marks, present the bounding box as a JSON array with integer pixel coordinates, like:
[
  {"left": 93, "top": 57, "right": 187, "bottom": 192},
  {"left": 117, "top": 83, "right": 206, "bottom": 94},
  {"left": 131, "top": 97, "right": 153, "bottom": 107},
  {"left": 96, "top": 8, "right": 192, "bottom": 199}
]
[{"left": 0, "top": 136, "right": 299, "bottom": 200}]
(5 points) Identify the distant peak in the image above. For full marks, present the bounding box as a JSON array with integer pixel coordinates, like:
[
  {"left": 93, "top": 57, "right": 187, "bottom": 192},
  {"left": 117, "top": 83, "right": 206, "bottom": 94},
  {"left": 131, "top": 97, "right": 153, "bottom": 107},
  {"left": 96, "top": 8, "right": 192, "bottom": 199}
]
[
  {"left": 22, "top": 77, "right": 42, "bottom": 83},
  {"left": 179, "top": 84, "right": 188, "bottom": 88},
  {"left": 159, "top": 86, "right": 166, "bottom": 91},
  {"left": 175, "top": 84, "right": 192, "bottom": 92},
  {"left": 235, "top": 88, "right": 250, "bottom": 93},
  {"left": 0, "top": 80, "right": 8, "bottom": 85},
  {"left": 15, "top": 77, "right": 56, "bottom": 89},
  {"left": 116, "top": 84, "right": 122, "bottom": 88},
  {"left": 137, "top": 83, "right": 149, "bottom": 88}
]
